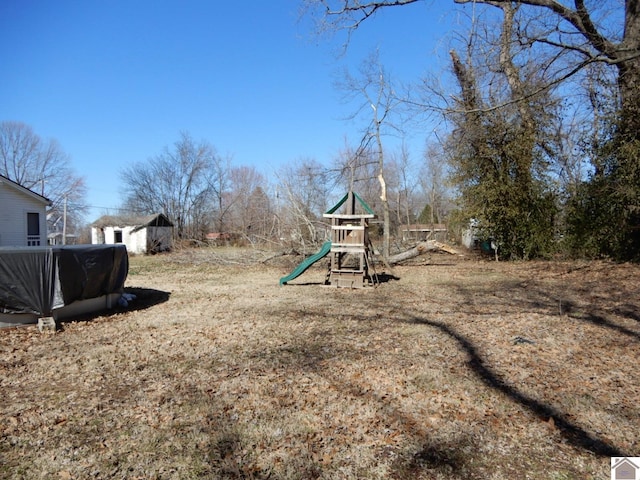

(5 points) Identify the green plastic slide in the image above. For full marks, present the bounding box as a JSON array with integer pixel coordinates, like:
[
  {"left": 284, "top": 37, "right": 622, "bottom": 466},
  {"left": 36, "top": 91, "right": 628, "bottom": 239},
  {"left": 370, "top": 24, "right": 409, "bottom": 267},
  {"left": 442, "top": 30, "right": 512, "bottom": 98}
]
[{"left": 279, "top": 241, "right": 332, "bottom": 286}]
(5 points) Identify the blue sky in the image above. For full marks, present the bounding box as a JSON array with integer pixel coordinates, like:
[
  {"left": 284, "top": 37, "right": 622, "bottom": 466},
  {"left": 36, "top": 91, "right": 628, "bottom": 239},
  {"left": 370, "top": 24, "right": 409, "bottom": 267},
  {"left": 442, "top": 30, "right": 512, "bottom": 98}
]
[{"left": 1, "top": 0, "right": 461, "bottom": 221}]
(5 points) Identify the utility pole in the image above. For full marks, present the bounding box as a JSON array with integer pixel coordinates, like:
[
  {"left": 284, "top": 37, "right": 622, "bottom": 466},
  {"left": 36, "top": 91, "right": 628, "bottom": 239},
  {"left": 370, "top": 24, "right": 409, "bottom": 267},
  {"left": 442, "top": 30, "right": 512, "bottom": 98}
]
[{"left": 62, "top": 196, "right": 67, "bottom": 245}]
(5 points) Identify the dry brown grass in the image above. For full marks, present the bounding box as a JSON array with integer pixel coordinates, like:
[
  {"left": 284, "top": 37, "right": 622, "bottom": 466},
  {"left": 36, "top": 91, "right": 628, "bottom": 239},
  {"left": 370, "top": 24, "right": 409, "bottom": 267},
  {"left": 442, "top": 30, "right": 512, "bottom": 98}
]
[{"left": 1, "top": 247, "right": 639, "bottom": 479}]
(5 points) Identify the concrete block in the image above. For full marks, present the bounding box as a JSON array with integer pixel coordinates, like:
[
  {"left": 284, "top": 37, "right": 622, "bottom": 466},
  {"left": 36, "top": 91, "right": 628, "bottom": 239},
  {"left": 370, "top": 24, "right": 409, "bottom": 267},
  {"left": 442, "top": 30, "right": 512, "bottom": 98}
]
[{"left": 37, "top": 316, "right": 57, "bottom": 333}]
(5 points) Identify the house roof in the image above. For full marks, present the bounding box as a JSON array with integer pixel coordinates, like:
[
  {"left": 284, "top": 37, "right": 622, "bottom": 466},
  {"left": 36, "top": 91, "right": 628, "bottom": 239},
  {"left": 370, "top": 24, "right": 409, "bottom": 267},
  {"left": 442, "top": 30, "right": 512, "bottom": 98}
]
[
  {"left": 0, "top": 173, "right": 52, "bottom": 206},
  {"left": 91, "top": 213, "right": 174, "bottom": 229}
]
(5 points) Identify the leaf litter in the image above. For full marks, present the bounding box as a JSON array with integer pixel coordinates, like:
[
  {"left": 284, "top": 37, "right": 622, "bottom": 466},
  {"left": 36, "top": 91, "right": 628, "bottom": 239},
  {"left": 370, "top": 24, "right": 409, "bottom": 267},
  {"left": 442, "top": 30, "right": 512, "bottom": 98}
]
[{"left": 1, "top": 249, "right": 639, "bottom": 479}]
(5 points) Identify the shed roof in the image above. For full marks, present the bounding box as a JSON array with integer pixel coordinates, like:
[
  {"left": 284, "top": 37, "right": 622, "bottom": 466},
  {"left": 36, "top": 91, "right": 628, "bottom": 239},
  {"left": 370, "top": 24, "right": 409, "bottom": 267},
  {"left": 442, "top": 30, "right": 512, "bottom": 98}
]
[{"left": 91, "top": 213, "right": 174, "bottom": 229}]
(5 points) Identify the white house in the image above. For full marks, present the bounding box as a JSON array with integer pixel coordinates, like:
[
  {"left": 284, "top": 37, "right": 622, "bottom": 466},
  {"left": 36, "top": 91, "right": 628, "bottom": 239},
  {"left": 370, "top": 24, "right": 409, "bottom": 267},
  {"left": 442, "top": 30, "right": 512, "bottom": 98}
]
[
  {"left": 0, "top": 174, "right": 51, "bottom": 247},
  {"left": 91, "top": 213, "right": 173, "bottom": 254}
]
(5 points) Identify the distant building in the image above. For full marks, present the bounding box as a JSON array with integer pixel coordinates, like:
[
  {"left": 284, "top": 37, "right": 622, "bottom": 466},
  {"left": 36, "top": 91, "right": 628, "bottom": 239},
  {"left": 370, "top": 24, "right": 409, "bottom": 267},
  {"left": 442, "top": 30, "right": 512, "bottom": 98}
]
[
  {"left": 399, "top": 223, "right": 447, "bottom": 242},
  {"left": 91, "top": 213, "right": 173, "bottom": 254},
  {"left": 47, "top": 213, "right": 79, "bottom": 246},
  {"left": 461, "top": 219, "right": 480, "bottom": 249},
  {"left": 206, "top": 232, "right": 232, "bottom": 245},
  {"left": 0, "top": 174, "right": 51, "bottom": 247}
]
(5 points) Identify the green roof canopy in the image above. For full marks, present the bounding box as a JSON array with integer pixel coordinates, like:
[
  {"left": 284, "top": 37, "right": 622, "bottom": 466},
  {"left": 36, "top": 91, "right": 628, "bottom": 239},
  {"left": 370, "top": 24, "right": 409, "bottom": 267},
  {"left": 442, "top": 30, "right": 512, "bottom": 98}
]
[{"left": 325, "top": 192, "right": 375, "bottom": 216}]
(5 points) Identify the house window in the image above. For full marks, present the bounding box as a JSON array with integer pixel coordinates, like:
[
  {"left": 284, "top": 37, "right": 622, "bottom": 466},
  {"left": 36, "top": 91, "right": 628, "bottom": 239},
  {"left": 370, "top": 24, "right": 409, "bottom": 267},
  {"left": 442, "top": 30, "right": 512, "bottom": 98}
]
[
  {"left": 114, "top": 230, "right": 123, "bottom": 243},
  {"left": 27, "top": 212, "right": 40, "bottom": 246}
]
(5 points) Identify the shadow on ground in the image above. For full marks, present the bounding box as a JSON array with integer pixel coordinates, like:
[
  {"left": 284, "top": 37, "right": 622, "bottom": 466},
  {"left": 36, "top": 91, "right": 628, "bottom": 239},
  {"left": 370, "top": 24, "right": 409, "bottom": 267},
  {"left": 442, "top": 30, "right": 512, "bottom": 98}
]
[
  {"left": 407, "top": 314, "right": 627, "bottom": 458},
  {"left": 122, "top": 286, "right": 171, "bottom": 311},
  {"left": 59, "top": 287, "right": 170, "bottom": 328}
]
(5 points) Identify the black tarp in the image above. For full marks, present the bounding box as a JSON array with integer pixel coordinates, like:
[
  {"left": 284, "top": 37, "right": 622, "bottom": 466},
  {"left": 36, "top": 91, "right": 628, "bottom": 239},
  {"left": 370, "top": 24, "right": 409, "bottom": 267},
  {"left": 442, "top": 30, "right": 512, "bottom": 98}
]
[{"left": 0, "top": 244, "right": 128, "bottom": 316}]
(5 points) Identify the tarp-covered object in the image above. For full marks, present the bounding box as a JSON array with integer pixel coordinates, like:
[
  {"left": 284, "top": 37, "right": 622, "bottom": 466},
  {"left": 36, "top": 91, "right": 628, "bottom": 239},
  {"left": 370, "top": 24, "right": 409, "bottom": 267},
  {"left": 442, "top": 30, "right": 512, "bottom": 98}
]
[{"left": 0, "top": 244, "right": 128, "bottom": 316}]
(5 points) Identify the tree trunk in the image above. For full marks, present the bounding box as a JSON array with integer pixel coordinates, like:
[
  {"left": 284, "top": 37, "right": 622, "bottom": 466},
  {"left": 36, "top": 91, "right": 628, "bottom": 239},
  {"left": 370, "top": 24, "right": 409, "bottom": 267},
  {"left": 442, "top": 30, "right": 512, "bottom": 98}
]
[
  {"left": 617, "top": 57, "right": 640, "bottom": 137},
  {"left": 619, "top": 0, "right": 640, "bottom": 135},
  {"left": 388, "top": 241, "right": 458, "bottom": 265},
  {"left": 378, "top": 172, "right": 391, "bottom": 255}
]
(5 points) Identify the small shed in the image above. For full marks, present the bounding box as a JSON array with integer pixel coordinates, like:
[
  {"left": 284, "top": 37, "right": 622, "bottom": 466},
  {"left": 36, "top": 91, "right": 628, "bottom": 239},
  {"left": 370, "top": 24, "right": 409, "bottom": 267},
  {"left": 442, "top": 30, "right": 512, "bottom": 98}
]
[
  {"left": 91, "top": 213, "right": 173, "bottom": 254},
  {"left": 0, "top": 174, "right": 51, "bottom": 247}
]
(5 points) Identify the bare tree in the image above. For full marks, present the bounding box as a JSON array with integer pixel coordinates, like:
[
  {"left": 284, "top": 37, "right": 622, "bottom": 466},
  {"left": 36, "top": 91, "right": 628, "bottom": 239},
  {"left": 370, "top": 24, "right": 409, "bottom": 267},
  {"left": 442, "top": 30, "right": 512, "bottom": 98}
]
[
  {"left": 419, "top": 141, "right": 449, "bottom": 225},
  {"left": 332, "top": 140, "right": 380, "bottom": 210},
  {"left": 276, "top": 158, "right": 332, "bottom": 250},
  {"left": 453, "top": 0, "right": 638, "bottom": 132},
  {"left": 208, "top": 154, "right": 233, "bottom": 234},
  {"left": 387, "top": 143, "right": 419, "bottom": 230},
  {"left": 549, "top": 98, "right": 594, "bottom": 199},
  {"left": 226, "top": 166, "right": 272, "bottom": 242},
  {"left": 120, "top": 132, "right": 220, "bottom": 240},
  {"left": 245, "top": 185, "right": 274, "bottom": 242},
  {"left": 304, "top": 0, "right": 640, "bottom": 259},
  {"left": 302, "top": 0, "right": 422, "bottom": 48},
  {"left": 336, "top": 50, "right": 403, "bottom": 261},
  {"left": 0, "top": 121, "right": 88, "bottom": 233},
  {"left": 307, "top": 0, "right": 636, "bottom": 122}
]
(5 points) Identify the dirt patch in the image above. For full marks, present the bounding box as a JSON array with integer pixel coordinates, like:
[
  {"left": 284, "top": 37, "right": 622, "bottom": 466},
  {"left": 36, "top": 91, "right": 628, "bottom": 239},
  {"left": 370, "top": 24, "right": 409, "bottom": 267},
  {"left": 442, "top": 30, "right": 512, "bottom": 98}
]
[{"left": 1, "top": 248, "right": 639, "bottom": 479}]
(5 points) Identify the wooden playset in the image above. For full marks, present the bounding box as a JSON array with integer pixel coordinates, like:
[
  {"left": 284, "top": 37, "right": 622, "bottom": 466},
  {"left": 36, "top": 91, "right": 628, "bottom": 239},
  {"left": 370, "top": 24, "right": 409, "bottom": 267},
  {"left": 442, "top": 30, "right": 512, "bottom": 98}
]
[{"left": 323, "top": 191, "right": 377, "bottom": 288}]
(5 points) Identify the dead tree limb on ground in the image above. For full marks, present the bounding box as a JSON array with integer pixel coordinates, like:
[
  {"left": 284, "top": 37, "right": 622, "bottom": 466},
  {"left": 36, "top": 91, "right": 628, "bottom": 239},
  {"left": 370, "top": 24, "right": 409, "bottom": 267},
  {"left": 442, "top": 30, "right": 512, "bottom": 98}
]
[{"left": 388, "top": 241, "right": 460, "bottom": 265}]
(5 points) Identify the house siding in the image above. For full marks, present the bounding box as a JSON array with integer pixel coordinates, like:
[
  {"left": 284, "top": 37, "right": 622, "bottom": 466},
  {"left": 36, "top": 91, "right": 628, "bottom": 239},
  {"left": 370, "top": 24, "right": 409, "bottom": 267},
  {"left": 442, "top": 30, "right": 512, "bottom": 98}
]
[
  {"left": 104, "top": 226, "right": 141, "bottom": 253},
  {"left": 127, "top": 228, "right": 147, "bottom": 255},
  {"left": 0, "top": 182, "right": 48, "bottom": 247}
]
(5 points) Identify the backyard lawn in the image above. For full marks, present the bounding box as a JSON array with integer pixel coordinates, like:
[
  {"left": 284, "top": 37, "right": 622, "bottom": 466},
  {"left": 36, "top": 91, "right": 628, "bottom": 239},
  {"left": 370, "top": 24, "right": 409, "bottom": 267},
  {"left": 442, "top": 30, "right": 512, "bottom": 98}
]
[{"left": 1, "top": 248, "right": 639, "bottom": 479}]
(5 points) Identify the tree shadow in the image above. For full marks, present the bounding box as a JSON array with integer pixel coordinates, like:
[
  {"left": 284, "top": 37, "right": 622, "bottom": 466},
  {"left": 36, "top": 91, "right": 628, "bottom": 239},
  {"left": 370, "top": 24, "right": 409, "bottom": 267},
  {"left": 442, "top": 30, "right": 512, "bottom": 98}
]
[
  {"left": 406, "top": 314, "right": 627, "bottom": 458},
  {"left": 319, "top": 356, "right": 475, "bottom": 478},
  {"left": 561, "top": 300, "right": 640, "bottom": 341},
  {"left": 390, "top": 438, "right": 471, "bottom": 480},
  {"left": 245, "top": 309, "right": 478, "bottom": 477},
  {"left": 374, "top": 272, "right": 401, "bottom": 284},
  {"left": 284, "top": 307, "right": 629, "bottom": 473},
  {"left": 614, "top": 305, "right": 640, "bottom": 323},
  {"left": 451, "top": 277, "right": 640, "bottom": 343},
  {"left": 239, "top": 280, "right": 635, "bottom": 476},
  {"left": 280, "top": 273, "right": 399, "bottom": 287},
  {"left": 280, "top": 281, "right": 325, "bottom": 287}
]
